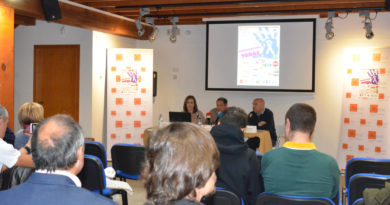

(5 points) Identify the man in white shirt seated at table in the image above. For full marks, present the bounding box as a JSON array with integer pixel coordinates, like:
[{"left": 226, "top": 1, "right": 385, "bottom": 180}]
[
  {"left": 0, "top": 105, "right": 34, "bottom": 173},
  {"left": 0, "top": 114, "right": 116, "bottom": 205}
]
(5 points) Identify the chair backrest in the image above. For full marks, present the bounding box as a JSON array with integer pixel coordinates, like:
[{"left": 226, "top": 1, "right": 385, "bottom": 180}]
[
  {"left": 0, "top": 166, "right": 34, "bottom": 190},
  {"left": 111, "top": 143, "right": 145, "bottom": 176},
  {"left": 256, "top": 192, "right": 335, "bottom": 205},
  {"left": 84, "top": 140, "right": 107, "bottom": 168},
  {"left": 202, "top": 188, "right": 242, "bottom": 205},
  {"left": 77, "top": 154, "right": 106, "bottom": 193},
  {"left": 345, "top": 158, "right": 390, "bottom": 186},
  {"left": 256, "top": 152, "right": 263, "bottom": 169},
  {"left": 348, "top": 173, "right": 390, "bottom": 205},
  {"left": 352, "top": 198, "right": 364, "bottom": 205}
]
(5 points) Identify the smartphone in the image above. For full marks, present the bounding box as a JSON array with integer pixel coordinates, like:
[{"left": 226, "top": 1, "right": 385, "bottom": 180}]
[{"left": 30, "top": 123, "right": 38, "bottom": 134}]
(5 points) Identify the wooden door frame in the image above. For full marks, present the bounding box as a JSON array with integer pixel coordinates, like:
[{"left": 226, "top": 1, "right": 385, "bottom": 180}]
[{"left": 33, "top": 44, "right": 80, "bottom": 122}]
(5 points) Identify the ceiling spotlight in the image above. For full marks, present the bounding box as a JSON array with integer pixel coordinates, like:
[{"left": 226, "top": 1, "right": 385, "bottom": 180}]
[
  {"left": 146, "top": 17, "right": 159, "bottom": 42},
  {"left": 168, "top": 17, "right": 179, "bottom": 43},
  {"left": 135, "top": 8, "right": 150, "bottom": 37},
  {"left": 359, "top": 10, "right": 375, "bottom": 39},
  {"left": 325, "top": 11, "right": 335, "bottom": 40}
]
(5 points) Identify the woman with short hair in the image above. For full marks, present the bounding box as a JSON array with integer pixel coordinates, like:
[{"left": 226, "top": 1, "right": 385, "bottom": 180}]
[
  {"left": 142, "top": 123, "right": 219, "bottom": 205},
  {"left": 14, "top": 102, "right": 44, "bottom": 149}
]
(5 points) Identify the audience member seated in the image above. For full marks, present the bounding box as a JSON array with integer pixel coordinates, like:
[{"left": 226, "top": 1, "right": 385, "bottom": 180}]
[
  {"left": 210, "top": 107, "right": 261, "bottom": 205},
  {"left": 0, "top": 114, "right": 116, "bottom": 205},
  {"left": 261, "top": 103, "right": 339, "bottom": 199},
  {"left": 4, "top": 127, "right": 15, "bottom": 146},
  {"left": 0, "top": 105, "right": 34, "bottom": 174},
  {"left": 183, "top": 95, "right": 205, "bottom": 124},
  {"left": 14, "top": 102, "right": 44, "bottom": 149},
  {"left": 209, "top": 97, "right": 228, "bottom": 124},
  {"left": 142, "top": 123, "right": 219, "bottom": 205},
  {"left": 248, "top": 98, "right": 277, "bottom": 148}
]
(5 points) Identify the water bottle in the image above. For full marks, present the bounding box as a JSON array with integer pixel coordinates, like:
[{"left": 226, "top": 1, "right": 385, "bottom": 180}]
[
  {"left": 159, "top": 114, "right": 163, "bottom": 127},
  {"left": 197, "top": 113, "right": 202, "bottom": 126}
]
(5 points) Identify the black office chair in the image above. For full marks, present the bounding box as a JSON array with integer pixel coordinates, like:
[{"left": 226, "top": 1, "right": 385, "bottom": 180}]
[
  {"left": 111, "top": 143, "right": 145, "bottom": 180},
  {"left": 348, "top": 173, "right": 390, "bottom": 205},
  {"left": 0, "top": 166, "right": 34, "bottom": 190},
  {"left": 256, "top": 192, "right": 335, "bottom": 205},
  {"left": 343, "top": 158, "right": 390, "bottom": 204},
  {"left": 202, "top": 187, "right": 242, "bottom": 205},
  {"left": 352, "top": 198, "right": 364, "bottom": 205},
  {"left": 85, "top": 140, "right": 107, "bottom": 168},
  {"left": 77, "top": 154, "right": 128, "bottom": 205},
  {"left": 256, "top": 152, "right": 263, "bottom": 169}
]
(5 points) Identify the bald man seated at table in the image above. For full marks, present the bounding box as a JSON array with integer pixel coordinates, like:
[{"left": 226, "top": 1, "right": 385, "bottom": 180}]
[{"left": 247, "top": 98, "right": 277, "bottom": 149}]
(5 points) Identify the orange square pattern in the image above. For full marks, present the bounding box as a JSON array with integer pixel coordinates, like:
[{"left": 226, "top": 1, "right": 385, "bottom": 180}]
[
  {"left": 111, "top": 110, "right": 116, "bottom": 116},
  {"left": 126, "top": 66, "right": 131, "bottom": 70},
  {"left": 141, "top": 133, "right": 144, "bottom": 139},
  {"left": 370, "top": 104, "right": 378, "bottom": 113},
  {"left": 377, "top": 120, "right": 383, "bottom": 126},
  {"left": 115, "top": 121, "right": 123, "bottom": 128},
  {"left": 360, "top": 119, "right": 366, "bottom": 125},
  {"left": 141, "top": 111, "right": 146, "bottom": 116},
  {"left": 134, "top": 121, "right": 141, "bottom": 128},
  {"left": 346, "top": 92, "right": 351, "bottom": 98},
  {"left": 352, "top": 54, "right": 360, "bottom": 62},
  {"left": 116, "top": 75, "right": 121, "bottom": 82},
  {"left": 368, "top": 131, "right": 376, "bottom": 139},
  {"left": 342, "top": 143, "right": 348, "bottom": 149},
  {"left": 350, "top": 104, "right": 357, "bottom": 112},
  {"left": 347, "top": 68, "right": 352, "bottom": 74},
  {"left": 348, "top": 129, "right": 356, "bottom": 138},
  {"left": 358, "top": 145, "right": 364, "bottom": 151},
  {"left": 344, "top": 118, "right": 350, "bottom": 124},
  {"left": 134, "top": 98, "right": 141, "bottom": 105},
  {"left": 141, "top": 88, "right": 146, "bottom": 94},
  {"left": 379, "top": 93, "right": 384, "bottom": 100},
  {"left": 116, "top": 54, "right": 123, "bottom": 61},
  {"left": 111, "top": 66, "right": 116, "bottom": 72},
  {"left": 116, "top": 98, "right": 123, "bottom": 105},
  {"left": 126, "top": 133, "right": 131, "bottom": 139},
  {"left": 111, "top": 88, "right": 116, "bottom": 93},
  {"left": 141, "top": 67, "right": 146, "bottom": 72},
  {"left": 346, "top": 155, "right": 355, "bottom": 162},
  {"left": 375, "top": 147, "right": 382, "bottom": 153},
  {"left": 111, "top": 133, "right": 116, "bottom": 139},
  {"left": 380, "top": 68, "right": 386, "bottom": 74},
  {"left": 126, "top": 111, "right": 132, "bottom": 116},
  {"left": 373, "top": 53, "right": 381, "bottom": 62},
  {"left": 134, "top": 54, "right": 141, "bottom": 61},
  {"left": 351, "top": 78, "right": 359, "bottom": 86},
  {"left": 138, "top": 75, "right": 142, "bottom": 83}
]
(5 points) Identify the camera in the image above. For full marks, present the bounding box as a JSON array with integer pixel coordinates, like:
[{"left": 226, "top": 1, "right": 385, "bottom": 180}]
[{"left": 30, "top": 123, "right": 38, "bottom": 134}]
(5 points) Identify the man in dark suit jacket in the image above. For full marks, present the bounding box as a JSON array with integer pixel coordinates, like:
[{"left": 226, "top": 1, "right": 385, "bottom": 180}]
[
  {"left": 247, "top": 98, "right": 277, "bottom": 149},
  {"left": 0, "top": 114, "right": 116, "bottom": 205}
]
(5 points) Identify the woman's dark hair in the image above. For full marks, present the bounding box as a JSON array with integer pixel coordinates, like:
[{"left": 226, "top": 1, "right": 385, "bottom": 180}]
[
  {"left": 142, "top": 123, "right": 219, "bottom": 205},
  {"left": 183, "top": 95, "right": 198, "bottom": 113}
]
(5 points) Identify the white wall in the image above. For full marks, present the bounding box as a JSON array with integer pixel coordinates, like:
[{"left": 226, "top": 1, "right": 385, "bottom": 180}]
[
  {"left": 91, "top": 31, "right": 137, "bottom": 143},
  {"left": 137, "top": 13, "right": 390, "bottom": 158},
  {"left": 14, "top": 20, "right": 93, "bottom": 137}
]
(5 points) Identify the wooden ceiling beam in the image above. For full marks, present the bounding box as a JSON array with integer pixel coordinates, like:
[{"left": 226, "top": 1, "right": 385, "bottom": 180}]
[
  {"left": 1, "top": 0, "right": 152, "bottom": 39},
  {"left": 76, "top": 0, "right": 385, "bottom": 8},
  {"left": 14, "top": 14, "right": 36, "bottom": 26}
]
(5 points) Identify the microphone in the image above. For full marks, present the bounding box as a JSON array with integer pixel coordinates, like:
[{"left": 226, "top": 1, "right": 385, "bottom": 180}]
[{"left": 206, "top": 112, "right": 211, "bottom": 125}]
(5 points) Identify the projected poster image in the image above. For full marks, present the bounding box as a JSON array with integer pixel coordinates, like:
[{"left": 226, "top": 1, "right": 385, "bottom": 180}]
[{"left": 237, "top": 25, "right": 280, "bottom": 86}]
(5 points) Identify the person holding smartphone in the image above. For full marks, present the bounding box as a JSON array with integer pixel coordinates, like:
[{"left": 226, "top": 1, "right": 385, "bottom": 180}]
[{"left": 14, "top": 102, "right": 44, "bottom": 149}]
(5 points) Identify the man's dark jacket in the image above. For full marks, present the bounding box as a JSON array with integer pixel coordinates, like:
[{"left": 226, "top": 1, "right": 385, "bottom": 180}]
[
  {"left": 210, "top": 123, "right": 261, "bottom": 205},
  {"left": 248, "top": 108, "right": 277, "bottom": 146}
]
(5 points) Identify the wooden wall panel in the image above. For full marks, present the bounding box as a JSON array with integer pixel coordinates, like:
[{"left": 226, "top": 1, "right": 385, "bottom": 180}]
[{"left": 0, "top": 4, "right": 14, "bottom": 129}]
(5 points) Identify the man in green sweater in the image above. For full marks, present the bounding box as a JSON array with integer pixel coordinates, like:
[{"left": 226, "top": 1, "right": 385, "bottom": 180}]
[{"left": 261, "top": 103, "right": 340, "bottom": 200}]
